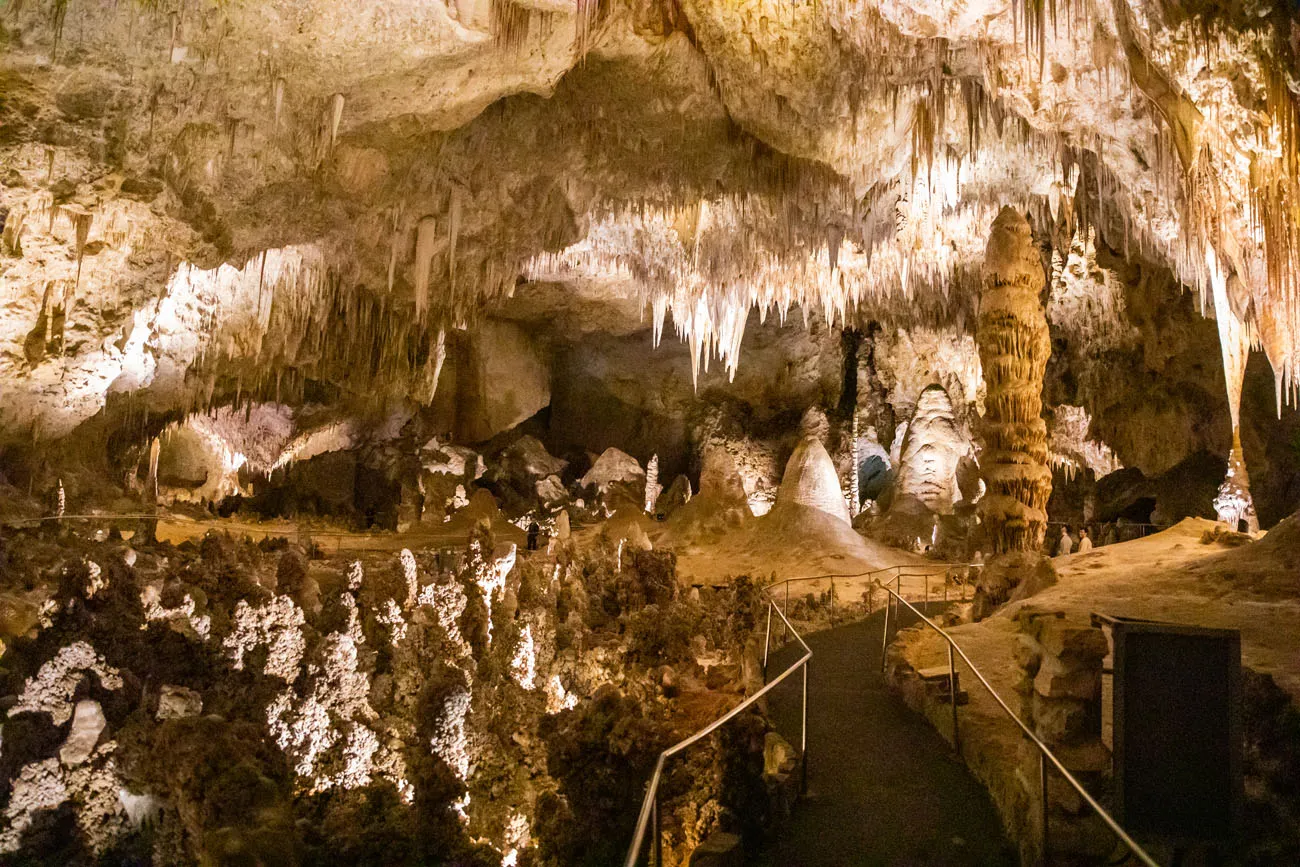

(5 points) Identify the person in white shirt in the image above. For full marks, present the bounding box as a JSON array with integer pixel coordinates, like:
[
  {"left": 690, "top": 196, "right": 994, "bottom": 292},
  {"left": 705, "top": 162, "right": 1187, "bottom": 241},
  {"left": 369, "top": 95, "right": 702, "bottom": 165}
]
[
  {"left": 1077, "top": 528, "right": 1093, "bottom": 553},
  {"left": 1057, "top": 527, "right": 1074, "bottom": 556}
]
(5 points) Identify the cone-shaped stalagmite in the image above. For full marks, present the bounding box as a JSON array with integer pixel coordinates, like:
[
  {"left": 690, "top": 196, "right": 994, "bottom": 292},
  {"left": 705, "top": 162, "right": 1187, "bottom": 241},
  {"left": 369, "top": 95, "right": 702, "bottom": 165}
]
[{"left": 977, "top": 207, "right": 1052, "bottom": 554}]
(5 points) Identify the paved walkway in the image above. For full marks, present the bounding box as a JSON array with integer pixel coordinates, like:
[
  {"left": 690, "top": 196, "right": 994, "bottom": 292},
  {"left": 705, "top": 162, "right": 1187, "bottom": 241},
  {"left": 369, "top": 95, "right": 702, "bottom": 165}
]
[{"left": 757, "top": 610, "right": 1016, "bottom": 866}]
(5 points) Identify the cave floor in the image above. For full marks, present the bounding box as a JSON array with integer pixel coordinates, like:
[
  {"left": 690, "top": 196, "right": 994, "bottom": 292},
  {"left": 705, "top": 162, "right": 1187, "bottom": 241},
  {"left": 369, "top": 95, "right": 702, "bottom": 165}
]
[
  {"left": 902, "top": 518, "right": 1300, "bottom": 706},
  {"left": 759, "top": 611, "right": 1017, "bottom": 866},
  {"left": 888, "top": 518, "right": 1300, "bottom": 865},
  {"left": 148, "top": 505, "right": 946, "bottom": 600}
]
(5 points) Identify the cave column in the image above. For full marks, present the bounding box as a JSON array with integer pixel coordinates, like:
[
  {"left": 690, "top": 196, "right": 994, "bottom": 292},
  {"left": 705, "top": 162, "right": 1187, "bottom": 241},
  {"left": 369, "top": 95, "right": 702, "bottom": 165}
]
[
  {"left": 1207, "top": 250, "right": 1259, "bottom": 531},
  {"left": 841, "top": 328, "right": 862, "bottom": 517},
  {"left": 976, "top": 207, "right": 1053, "bottom": 554}
]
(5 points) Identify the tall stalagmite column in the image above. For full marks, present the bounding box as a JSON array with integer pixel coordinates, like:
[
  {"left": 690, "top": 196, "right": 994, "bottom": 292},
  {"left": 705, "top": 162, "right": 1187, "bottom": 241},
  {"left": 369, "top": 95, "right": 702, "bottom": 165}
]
[
  {"left": 977, "top": 207, "right": 1053, "bottom": 554},
  {"left": 1207, "top": 252, "right": 1259, "bottom": 531}
]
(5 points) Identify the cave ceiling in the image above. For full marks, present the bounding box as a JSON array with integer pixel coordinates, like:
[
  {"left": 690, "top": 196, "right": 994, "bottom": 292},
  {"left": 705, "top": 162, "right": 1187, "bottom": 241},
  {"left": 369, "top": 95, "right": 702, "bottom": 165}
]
[{"left": 1, "top": 0, "right": 1299, "bottom": 441}]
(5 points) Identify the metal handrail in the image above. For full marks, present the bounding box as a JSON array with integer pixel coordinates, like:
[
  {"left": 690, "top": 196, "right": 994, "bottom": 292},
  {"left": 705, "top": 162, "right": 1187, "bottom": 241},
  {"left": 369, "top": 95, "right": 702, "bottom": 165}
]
[
  {"left": 3, "top": 513, "right": 163, "bottom": 525},
  {"left": 623, "top": 599, "right": 811, "bottom": 867},
  {"left": 764, "top": 562, "right": 977, "bottom": 622},
  {"left": 878, "top": 584, "right": 1160, "bottom": 867},
  {"left": 2, "top": 513, "right": 481, "bottom": 555}
]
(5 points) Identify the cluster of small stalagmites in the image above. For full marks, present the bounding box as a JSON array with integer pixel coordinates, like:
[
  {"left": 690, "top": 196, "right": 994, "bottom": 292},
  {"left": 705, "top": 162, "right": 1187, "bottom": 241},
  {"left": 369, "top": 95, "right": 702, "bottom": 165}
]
[{"left": 976, "top": 207, "right": 1052, "bottom": 554}]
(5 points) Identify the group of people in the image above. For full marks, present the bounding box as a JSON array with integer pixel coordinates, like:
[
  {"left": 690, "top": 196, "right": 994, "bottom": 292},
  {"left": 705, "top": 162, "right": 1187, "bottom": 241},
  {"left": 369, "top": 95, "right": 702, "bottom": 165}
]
[
  {"left": 1052, "top": 520, "right": 1143, "bottom": 556},
  {"left": 1054, "top": 526, "right": 1092, "bottom": 556}
]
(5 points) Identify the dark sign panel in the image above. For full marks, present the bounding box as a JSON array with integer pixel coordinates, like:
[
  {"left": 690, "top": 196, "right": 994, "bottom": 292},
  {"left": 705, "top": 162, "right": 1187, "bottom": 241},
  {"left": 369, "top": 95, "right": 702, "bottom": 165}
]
[{"left": 1111, "top": 617, "right": 1242, "bottom": 844}]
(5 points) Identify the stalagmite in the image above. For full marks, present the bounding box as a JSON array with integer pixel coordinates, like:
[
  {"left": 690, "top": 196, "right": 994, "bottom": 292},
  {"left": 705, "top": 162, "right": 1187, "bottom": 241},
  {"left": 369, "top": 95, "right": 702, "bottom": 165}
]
[
  {"left": 1207, "top": 248, "right": 1259, "bottom": 531},
  {"left": 976, "top": 208, "right": 1052, "bottom": 554},
  {"left": 643, "top": 454, "right": 661, "bottom": 514},
  {"left": 895, "top": 384, "right": 966, "bottom": 515},
  {"left": 775, "top": 436, "right": 851, "bottom": 525},
  {"left": 848, "top": 412, "right": 860, "bottom": 518}
]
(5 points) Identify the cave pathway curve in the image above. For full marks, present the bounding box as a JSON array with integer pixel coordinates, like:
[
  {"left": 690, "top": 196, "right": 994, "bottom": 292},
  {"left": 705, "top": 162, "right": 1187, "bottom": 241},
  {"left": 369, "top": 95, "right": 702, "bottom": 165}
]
[{"left": 757, "top": 610, "right": 1017, "bottom": 867}]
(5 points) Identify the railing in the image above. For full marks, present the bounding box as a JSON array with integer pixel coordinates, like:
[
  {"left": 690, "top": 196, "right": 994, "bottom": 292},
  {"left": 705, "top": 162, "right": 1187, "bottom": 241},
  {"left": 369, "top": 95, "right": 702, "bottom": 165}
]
[
  {"left": 765, "top": 561, "right": 976, "bottom": 627},
  {"left": 623, "top": 598, "right": 811, "bottom": 867},
  {"left": 2, "top": 513, "right": 162, "bottom": 526},
  {"left": 1045, "top": 519, "right": 1167, "bottom": 540},
  {"left": 878, "top": 584, "right": 1160, "bottom": 867},
  {"left": 625, "top": 564, "right": 968, "bottom": 866},
  {"left": 1, "top": 513, "right": 475, "bottom": 556}
]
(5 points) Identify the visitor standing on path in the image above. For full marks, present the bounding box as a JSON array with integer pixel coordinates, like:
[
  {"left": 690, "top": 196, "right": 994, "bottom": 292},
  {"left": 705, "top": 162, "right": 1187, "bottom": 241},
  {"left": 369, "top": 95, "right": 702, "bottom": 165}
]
[{"left": 1057, "top": 526, "right": 1074, "bottom": 556}]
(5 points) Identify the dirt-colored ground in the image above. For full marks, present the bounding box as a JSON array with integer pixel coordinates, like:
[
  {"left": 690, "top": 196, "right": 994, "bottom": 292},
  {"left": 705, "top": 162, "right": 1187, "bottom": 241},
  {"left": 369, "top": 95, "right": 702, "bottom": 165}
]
[{"left": 892, "top": 517, "right": 1300, "bottom": 863}]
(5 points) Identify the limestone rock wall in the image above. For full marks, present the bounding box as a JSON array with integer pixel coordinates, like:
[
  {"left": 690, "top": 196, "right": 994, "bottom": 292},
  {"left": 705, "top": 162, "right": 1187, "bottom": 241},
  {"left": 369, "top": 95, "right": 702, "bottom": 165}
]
[{"left": 453, "top": 320, "right": 552, "bottom": 444}]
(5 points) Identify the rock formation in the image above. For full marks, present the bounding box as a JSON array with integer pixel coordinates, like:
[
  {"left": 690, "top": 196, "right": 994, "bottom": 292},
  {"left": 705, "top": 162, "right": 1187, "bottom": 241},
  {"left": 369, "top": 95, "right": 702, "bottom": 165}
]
[
  {"left": 578, "top": 448, "right": 645, "bottom": 513},
  {"left": 775, "top": 436, "right": 851, "bottom": 526},
  {"left": 644, "top": 454, "right": 661, "bottom": 514},
  {"left": 977, "top": 208, "right": 1053, "bottom": 554},
  {"left": 4, "top": 3, "right": 1300, "bottom": 862},
  {"left": 894, "top": 384, "right": 969, "bottom": 515}
]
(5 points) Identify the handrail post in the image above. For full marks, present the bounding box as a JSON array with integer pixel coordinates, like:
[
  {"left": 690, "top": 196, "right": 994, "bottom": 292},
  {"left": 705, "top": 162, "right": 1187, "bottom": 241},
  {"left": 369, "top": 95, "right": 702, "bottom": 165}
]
[
  {"left": 652, "top": 795, "right": 662, "bottom": 867},
  {"left": 948, "top": 642, "right": 960, "bottom": 755},
  {"left": 829, "top": 576, "right": 835, "bottom": 616},
  {"left": 1039, "top": 748, "right": 1049, "bottom": 867},
  {"left": 800, "top": 661, "right": 809, "bottom": 794},
  {"left": 880, "top": 582, "right": 891, "bottom": 674},
  {"left": 763, "top": 602, "right": 772, "bottom": 680}
]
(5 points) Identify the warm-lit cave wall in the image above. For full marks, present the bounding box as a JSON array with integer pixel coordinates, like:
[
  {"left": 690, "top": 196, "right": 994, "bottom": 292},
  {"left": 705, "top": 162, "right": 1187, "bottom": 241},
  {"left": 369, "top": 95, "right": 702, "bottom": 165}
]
[
  {"left": 1044, "top": 244, "right": 1300, "bottom": 527},
  {"left": 540, "top": 308, "right": 843, "bottom": 481}
]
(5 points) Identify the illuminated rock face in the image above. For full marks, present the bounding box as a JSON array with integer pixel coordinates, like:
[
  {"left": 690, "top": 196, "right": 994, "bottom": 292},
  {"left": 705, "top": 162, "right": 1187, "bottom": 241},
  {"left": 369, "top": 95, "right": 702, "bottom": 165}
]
[
  {"left": 977, "top": 208, "right": 1052, "bottom": 554},
  {"left": 895, "top": 384, "right": 966, "bottom": 515},
  {"left": 457, "top": 321, "right": 552, "bottom": 443},
  {"left": 775, "top": 436, "right": 851, "bottom": 525}
]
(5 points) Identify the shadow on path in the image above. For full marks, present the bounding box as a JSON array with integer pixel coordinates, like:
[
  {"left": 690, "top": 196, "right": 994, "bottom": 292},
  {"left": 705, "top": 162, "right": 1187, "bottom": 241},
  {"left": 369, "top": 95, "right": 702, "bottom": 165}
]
[{"left": 756, "top": 609, "right": 1016, "bottom": 867}]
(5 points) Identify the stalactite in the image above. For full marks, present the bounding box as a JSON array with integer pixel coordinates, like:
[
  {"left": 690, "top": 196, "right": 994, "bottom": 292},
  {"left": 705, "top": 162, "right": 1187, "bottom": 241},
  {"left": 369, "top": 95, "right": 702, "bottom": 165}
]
[
  {"left": 447, "top": 190, "right": 462, "bottom": 288},
  {"left": 272, "top": 77, "right": 285, "bottom": 129},
  {"left": 67, "top": 206, "right": 93, "bottom": 295},
  {"left": 148, "top": 437, "right": 161, "bottom": 503},
  {"left": 1206, "top": 245, "right": 1259, "bottom": 529},
  {"left": 327, "top": 93, "right": 345, "bottom": 154},
  {"left": 490, "top": 0, "right": 555, "bottom": 50},
  {"left": 977, "top": 208, "right": 1052, "bottom": 554},
  {"left": 386, "top": 205, "right": 405, "bottom": 294},
  {"left": 413, "top": 217, "right": 438, "bottom": 319}
]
